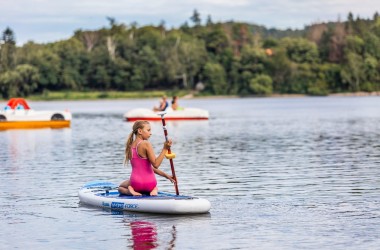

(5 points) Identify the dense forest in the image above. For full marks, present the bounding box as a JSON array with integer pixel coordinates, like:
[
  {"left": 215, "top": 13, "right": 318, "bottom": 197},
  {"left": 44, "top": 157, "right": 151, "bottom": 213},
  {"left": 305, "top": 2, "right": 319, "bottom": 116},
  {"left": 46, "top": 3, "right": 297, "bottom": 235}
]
[{"left": 1, "top": 10, "right": 380, "bottom": 98}]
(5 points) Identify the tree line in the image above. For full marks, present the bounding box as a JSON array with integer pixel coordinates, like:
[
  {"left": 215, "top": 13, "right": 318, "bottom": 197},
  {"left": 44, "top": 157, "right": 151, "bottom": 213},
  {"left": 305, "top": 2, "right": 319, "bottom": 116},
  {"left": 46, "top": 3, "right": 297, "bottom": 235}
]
[{"left": 1, "top": 11, "right": 380, "bottom": 98}]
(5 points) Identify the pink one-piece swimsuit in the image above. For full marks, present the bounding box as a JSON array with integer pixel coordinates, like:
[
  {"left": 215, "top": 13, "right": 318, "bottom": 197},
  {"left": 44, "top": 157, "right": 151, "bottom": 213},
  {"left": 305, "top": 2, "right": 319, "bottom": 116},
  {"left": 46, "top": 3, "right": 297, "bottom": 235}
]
[{"left": 130, "top": 141, "right": 157, "bottom": 193}]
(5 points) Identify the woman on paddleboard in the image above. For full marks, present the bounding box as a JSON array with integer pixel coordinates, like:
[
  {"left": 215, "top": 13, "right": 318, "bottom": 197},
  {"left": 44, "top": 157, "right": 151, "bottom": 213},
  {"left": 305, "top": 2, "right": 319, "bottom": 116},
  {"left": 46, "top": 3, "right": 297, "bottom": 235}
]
[{"left": 118, "top": 120, "right": 175, "bottom": 196}]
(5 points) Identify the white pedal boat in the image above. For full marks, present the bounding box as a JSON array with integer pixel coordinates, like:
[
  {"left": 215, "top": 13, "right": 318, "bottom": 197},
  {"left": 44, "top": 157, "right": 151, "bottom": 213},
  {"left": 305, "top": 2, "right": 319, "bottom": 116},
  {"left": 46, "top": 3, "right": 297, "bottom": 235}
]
[
  {"left": 0, "top": 98, "right": 71, "bottom": 129},
  {"left": 78, "top": 181, "right": 211, "bottom": 214},
  {"left": 124, "top": 107, "right": 209, "bottom": 121}
]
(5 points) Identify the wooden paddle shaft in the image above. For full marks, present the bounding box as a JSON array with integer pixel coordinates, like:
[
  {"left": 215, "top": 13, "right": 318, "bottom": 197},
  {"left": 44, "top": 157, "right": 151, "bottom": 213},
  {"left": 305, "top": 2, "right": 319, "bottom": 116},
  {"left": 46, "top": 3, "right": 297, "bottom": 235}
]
[{"left": 161, "top": 117, "right": 179, "bottom": 195}]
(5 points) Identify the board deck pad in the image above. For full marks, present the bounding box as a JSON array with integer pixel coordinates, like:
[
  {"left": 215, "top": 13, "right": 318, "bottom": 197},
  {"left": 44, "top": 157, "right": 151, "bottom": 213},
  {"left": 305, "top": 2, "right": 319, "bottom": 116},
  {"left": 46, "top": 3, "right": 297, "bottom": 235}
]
[{"left": 97, "top": 191, "right": 195, "bottom": 200}]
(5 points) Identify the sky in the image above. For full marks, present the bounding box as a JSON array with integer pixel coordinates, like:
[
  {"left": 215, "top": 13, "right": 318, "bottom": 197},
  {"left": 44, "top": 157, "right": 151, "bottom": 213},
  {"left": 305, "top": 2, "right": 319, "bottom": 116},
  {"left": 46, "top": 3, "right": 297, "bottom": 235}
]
[{"left": 1, "top": 0, "right": 379, "bottom": 45}]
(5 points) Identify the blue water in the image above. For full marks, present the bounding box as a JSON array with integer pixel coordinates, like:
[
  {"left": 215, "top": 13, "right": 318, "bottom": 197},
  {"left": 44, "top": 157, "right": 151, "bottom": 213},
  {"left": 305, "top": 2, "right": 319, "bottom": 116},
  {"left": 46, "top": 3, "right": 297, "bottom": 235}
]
[{"left": 1, "top": 96, "right": 380, "bottom": 249}]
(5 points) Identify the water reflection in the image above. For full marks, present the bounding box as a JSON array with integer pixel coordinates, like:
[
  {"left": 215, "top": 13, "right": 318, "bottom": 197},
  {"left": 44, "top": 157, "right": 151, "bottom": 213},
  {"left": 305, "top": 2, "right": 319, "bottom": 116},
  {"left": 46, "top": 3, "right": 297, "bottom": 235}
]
[
  {"left": 0, "top": 128, "right": 72, "bottom": 172},
  {"left": 100, "top": 208, "right": 181, "bottom": 250},
  {"left": 104, "top": 208, "right": 212, "bottom": 250},
  {"left": 123, "top": 218, "right": 177, "bottom": 250},
  {"left": 129, "top": 221, "right": 158, "bottom": 250}
]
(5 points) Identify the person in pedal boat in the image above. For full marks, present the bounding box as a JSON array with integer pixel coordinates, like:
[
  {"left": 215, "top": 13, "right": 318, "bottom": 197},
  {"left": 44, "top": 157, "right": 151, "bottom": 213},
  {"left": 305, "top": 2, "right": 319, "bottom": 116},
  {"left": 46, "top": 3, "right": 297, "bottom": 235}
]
[
  {"left": 171, "top": 96, "right": 184, "bottom": 111},
  {"left": 118, "top": 120, "right": 175, "bottom": 196},
  {"left": 153, "top": 95, "right": 169, "bottom": 112}
]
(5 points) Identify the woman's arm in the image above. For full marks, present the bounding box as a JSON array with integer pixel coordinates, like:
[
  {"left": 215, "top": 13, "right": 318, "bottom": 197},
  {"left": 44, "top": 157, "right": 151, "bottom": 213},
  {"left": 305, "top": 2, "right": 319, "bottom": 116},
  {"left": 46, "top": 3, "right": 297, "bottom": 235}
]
[
  {"left": 159, "top": 101, "right": 167, "bottom": 110},
  {"left": 142, "top": 140, "right": 172, "bottom": 168},
  {"left": 153, "top": 168, "right": 176, "bottom": 183}
]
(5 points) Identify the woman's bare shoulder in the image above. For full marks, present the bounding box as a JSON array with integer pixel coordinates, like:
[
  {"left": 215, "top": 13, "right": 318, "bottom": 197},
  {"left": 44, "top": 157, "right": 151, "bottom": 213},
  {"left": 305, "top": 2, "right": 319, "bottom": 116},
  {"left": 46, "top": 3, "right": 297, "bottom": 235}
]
[{"left": 139, "top": 140, "right": 152, "bottom": 148}]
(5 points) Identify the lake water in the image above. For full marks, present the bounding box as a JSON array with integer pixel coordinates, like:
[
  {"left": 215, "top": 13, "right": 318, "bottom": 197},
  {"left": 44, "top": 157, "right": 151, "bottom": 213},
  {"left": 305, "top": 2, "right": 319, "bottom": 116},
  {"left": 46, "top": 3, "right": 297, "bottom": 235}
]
[{"left": 1, "top": 96, "right": 380, "bottom": 249}]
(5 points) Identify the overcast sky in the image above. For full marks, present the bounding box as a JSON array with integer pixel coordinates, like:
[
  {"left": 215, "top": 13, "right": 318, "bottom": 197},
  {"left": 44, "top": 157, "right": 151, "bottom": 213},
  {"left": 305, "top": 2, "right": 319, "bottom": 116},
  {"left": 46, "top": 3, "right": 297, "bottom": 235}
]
[{"left": 1, "top": 0, "right": 379, "bottom": 45}]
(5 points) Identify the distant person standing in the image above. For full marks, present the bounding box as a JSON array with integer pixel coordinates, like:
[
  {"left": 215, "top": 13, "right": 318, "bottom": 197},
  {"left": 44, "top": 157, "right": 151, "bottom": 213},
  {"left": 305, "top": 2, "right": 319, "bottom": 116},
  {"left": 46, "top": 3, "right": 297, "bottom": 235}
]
[{"left": 153, "top": 96, "right": 169, "bottom": 111}]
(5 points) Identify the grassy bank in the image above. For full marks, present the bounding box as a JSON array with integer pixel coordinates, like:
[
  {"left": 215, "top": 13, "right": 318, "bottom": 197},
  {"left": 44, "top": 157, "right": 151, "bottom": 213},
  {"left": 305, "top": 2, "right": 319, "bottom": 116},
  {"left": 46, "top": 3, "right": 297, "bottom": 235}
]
[
  {"left": 25, "top": 90, "right": 193, "bottom": 101},
  {"left": 3, "top": 90, "right": 379, "bottom": 102}
]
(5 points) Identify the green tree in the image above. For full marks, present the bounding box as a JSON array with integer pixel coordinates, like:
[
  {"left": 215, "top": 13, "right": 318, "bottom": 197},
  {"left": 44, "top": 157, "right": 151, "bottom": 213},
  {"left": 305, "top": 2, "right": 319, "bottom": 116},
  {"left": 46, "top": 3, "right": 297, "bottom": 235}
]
[
  {"left": 111, "top": 58, "right": 131, "bottom": 90},
  {"left": 249, "top": 74, "right": 273, "bottom": 95},
  {"left": 135, "top": 26, "right": 163, "bottom": 49},
  {"left": 345, "top": 35, "right": 364, "bottom": 55},
  {"left": 206, "top": 15, "right": 213, "bottom": 26},
  {"left": 240, "top": 45, "right": 268, "bottom": 74},
  {"left": 363, "top": 33, "right": 380, "bottom": 59},
  {"left": 87, "top": 46, "right": 112, "bottom": 90},
  {"left": 341, "top": 52, "right": 365, "bottom": 91},
  {"left": 370, "top": 18, "right": 380, "bottom": 39},
  {"left": 282, "top": 37, "right": 319, "bottom": 64},
  {"left": 135, "top": 45, "right": 160, "bottom": 88},
  {"left": 262, "top": 38, "right": 279, "bottom": 48},
  {"left": 362, "top": 55, "right": 379, "bottom": 91},
  {"left": 227, "top": 57, "right": 242, "bottom": 94},
  {"left": 176, "top": 37, "right": 208, "bottom": 88},
  {"left": 190, "top": 9, "right": 201, "bottom": 26},
  {"left": 319, "top": 63, "right": 345, "bottom": 92},
  {"left": 0, "top": 27, "right": 16, "bottom": 72},
  {"left": 203, "top": 62, "right": 227, "bottom": 94},
  {"left": 0, "top": 64, "right": 39, "bottom": 98},
  {"left": 17, "top": 42, "right": 61, "bottom": 92},
  {"left": 288, "top": 63, "right": 313, "bottom": 94},
  {"left": 204, "top": 25, "right": 229, "bottom": 54},
  {"left": 129, "top": 67, "right": 144, "bottom": 90},
  {"left": 265, "top": 48, "right": 292, "bottom": 93},
  {"left": 52, "top": 38, "right": 86, "bottom": 90},
  {"left": 346, "top": 12, "right": 354, "bottom": 34},
  {"left": 158, "top": 33, "right": 184, "bottom": 85}
]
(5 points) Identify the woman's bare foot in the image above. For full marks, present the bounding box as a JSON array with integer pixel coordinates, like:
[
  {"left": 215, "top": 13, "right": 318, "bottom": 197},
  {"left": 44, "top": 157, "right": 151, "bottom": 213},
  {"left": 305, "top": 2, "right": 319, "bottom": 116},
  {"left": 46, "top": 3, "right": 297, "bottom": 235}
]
[
  {"left": 128, "top": 186, "right": 142, "bottom": 196},
  {"left": 150, "top": 187, "right": 158, "bottom": 196}
]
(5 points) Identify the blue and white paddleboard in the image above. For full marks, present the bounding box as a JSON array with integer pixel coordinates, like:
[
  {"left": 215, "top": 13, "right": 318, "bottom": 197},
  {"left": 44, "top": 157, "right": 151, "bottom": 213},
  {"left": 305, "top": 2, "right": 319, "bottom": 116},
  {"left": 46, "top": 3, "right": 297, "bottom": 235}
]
[{"left": 78, "top": 181, "right": 211, "bottom": 214}]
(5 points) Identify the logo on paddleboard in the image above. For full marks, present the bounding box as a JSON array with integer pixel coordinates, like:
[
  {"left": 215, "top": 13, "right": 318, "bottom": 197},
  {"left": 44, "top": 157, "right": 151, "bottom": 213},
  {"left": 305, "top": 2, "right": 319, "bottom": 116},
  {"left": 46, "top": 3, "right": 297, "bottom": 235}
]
[
  {"left": 110, "top": 202, "right": 138, "bottom": 209},
  {"left": 102, "top": 202, "right": 110, "bottom": 207},
  {"left": 125, "top": 204, "right": 138, "bottom": 209},
  {"left": 111, "top": 202, "right": 124, "bottom": 209}
]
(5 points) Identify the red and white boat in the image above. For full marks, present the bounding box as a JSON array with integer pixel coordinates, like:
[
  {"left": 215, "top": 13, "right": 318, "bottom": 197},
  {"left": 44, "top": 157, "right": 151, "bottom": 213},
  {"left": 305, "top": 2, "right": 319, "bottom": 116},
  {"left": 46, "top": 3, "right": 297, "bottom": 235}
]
[
  {"left": 0, "top": 98, "right": 71, "bottom": 129},
  {"left": 124, "top": 107, "right": 209, "bottom": 121}
]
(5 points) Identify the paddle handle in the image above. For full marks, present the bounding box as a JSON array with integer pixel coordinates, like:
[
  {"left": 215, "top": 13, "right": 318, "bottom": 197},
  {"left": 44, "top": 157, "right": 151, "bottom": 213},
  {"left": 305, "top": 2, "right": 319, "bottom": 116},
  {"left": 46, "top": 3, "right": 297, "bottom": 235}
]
[{"left": 160, "top": 115, "right": 179, "bottom": 195}]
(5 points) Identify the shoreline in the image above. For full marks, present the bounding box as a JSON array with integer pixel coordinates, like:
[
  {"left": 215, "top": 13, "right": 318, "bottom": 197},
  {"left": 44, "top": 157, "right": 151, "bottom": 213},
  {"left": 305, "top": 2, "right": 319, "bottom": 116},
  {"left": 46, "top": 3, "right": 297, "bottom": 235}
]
[
  {"left": 1, "top": 91, "right": 379, "bottom": 102},
  {"left": 328, "top": 91, "right": 380, "bottom": 97},
  {"left": 150, "top": 91, "right": 380, "bottom": 99}
]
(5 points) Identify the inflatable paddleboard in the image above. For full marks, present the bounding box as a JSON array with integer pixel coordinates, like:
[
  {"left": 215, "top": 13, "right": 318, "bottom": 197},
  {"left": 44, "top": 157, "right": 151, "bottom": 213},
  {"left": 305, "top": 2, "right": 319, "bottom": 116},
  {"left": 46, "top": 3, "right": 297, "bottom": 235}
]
[{"left": 78, "top": 181, "right": 211, "bottom": 214}]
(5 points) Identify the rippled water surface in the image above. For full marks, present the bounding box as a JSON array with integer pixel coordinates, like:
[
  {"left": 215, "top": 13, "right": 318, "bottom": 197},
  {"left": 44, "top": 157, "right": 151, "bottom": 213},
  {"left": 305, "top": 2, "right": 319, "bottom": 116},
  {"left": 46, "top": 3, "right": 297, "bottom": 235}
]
[{"left": 1, "top": 97, "right": 380, "bottom": 249}]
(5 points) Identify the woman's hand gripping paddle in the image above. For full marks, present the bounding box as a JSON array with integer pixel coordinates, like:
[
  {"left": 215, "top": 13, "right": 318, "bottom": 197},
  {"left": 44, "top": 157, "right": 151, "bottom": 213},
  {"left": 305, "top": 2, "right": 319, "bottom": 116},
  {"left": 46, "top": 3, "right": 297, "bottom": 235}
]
[{"left": 157, "top": 111, "right": 179, "bottom": 195}]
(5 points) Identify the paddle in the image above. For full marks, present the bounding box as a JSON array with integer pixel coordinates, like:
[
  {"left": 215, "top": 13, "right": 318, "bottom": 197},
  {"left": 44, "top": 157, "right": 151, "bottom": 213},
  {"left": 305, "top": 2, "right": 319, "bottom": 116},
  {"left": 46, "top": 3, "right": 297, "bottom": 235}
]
[{"left": 157, "top": 111, "right": 179, "bottom": 195}]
